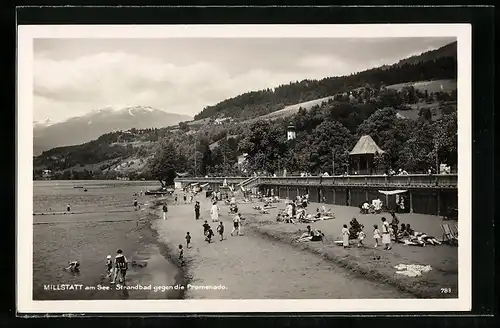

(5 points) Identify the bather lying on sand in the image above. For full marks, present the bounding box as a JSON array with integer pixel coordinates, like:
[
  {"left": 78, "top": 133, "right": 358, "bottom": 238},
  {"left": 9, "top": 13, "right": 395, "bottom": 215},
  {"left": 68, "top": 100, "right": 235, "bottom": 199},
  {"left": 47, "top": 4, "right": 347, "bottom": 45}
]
[
  {"left": 295, "top": 227, "right": 325, "bottom": 243},
  {"left": 397, "top": 228, "right": 442, "bottom": 246}
]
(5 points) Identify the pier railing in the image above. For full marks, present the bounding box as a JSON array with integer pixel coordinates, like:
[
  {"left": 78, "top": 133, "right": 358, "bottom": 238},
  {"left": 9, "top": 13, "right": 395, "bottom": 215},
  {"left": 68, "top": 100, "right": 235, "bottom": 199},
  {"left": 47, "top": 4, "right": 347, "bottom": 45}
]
[{"left": 176, "top": 174, "right": 457, "bottom": 189}]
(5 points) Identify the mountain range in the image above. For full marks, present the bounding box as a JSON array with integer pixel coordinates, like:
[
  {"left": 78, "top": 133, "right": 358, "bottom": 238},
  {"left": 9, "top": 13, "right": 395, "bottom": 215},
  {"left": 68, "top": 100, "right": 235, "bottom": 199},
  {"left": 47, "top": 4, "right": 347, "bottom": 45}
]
[{"left": 33, "top": 106, "right": 191, "bottom": 155}]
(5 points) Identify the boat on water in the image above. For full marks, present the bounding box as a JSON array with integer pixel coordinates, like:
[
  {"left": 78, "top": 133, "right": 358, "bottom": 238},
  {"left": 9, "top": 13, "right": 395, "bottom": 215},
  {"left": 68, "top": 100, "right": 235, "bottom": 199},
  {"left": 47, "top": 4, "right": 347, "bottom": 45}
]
[{"left": 144, "top": 187, "right": 174, "bottom": 196}]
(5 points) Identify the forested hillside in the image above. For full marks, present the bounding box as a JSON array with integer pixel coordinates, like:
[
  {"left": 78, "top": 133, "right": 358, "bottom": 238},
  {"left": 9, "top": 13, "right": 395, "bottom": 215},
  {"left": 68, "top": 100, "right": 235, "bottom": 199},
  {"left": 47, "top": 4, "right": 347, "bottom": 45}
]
[{"left": 194, "top": 42, "right": 456, "bottom": 120}]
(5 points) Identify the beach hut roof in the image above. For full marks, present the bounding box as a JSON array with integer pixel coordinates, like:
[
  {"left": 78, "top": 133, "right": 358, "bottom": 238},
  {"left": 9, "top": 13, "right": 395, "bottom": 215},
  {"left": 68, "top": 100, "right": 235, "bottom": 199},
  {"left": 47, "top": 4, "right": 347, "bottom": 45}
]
[{"left": 349, "top": 135, "right": 385, "bottom": 155}]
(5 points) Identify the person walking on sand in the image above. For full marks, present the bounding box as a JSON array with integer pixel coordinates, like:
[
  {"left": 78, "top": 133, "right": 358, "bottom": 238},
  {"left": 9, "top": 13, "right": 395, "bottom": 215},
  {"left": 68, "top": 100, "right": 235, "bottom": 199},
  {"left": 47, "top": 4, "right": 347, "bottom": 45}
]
[
  {"left": 185, "top": 232, "right": 191, "bottom": 248},
  {"left": 178, "top": 245, "right": 185, "bottom": 266},
  {"left": 174, "top": 195, "right": 178, "bottom": 205},
  {"left": 162, "top": 203, "right": 168, "bottom": 220},
  {"left": 194, "top": 201, "right": 200, "bottom": 220},
  {"left": 217, "top": 221, "right": 225, "bottom": 241},
  {"left": 342, "top": 224, "right": 350, "bottom": 248},
  {"left": 183, "top": 194, "right": 187, "bottom": 204},
  {"left": 373, "top": 224, "right": 381, "bottom": 247},
  {"left": 381, "top": 217, "right": 392, "bottom": 250},
  {"left": 231, "top": 213, "right": 241, "bottom": 236},
  {"left": 210, "top": 201, "right": 220, "bottom": 223},
  {"left": 203, "top": 220, "right": 210, "bottom": 236},
  {"left": 189, "top": 194, "right": 193, "bottom": 204},
  {"left": 133, "top": 199, "right": 138, "bottom": 211}
]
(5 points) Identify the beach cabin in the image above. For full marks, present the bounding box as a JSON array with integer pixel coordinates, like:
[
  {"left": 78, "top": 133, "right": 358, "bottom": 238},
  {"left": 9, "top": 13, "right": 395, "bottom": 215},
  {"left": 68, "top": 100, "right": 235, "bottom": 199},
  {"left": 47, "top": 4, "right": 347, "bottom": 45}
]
[
  {"left": 349, "top": 135, "right": 385, "bottom": 175},
  {"left": 174, "top": 172, "right": 191, "bottom": 189}
]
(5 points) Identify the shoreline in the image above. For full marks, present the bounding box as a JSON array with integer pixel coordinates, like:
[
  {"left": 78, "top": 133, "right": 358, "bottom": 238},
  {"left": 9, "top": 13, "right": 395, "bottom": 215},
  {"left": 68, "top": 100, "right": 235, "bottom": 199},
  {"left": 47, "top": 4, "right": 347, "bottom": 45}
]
[
  {"left": 143, "top": 198, "right": 190, "bottom": 299},
  {"left": 149, "top": 193, "right": 457, "bottom": 299}
]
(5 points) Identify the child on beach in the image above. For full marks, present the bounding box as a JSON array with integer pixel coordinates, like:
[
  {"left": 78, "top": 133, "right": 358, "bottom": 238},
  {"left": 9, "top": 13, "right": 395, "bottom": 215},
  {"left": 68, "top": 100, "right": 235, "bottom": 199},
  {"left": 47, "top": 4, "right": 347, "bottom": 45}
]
[
  {"left": 66, "top": 204, "right": 71, "bottom": 212},
  {"left": 357, "top": 225, "right": 366, "bottom": 247},
  {"left": 185, "top": 232, "right": 191, "bottom": 248},
  {"left": 203, "top": 220, "right": 210, "bottom": 236},
  {"left": 231, "top": 213, "right": 241, "bottom": 236},
  {"left": 189, "top": 195, "right": 193, "bottom": 203},
  {"left": 217, "top": 221, "right": 224, "bottom": 241},
  {"left": 162, "top": 203, "right": 168, "bottom": 220},
  {"left": 373, "top": 224, "right": 381, "bottom": 247},
  {"left": 105, "top": 255, "right": 113, "bottom": 278},
  {"left": 178, "top": 245, "right": 185, "bottom": 266},
  {"left": 133, "top": 199, "right": 138, "bottom": 211},
  {"left": 183, "top": 195, "right": 187, "bottom": 204},
  {"left": 205, "top": 227, "right": 214, "bottom": 243},
  {"left": 175, "top": 195, "right": 178, "bottom": 204},
  {"left": 342, "top": 224, "right": 350, "bottom": 248}
]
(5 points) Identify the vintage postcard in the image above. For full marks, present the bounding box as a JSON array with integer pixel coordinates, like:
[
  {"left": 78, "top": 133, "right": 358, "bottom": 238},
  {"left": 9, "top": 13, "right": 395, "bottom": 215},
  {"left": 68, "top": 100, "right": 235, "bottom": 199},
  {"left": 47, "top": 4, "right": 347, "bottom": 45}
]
[{"left": 17, "top": 24, "right": 471, "bottom": 313}]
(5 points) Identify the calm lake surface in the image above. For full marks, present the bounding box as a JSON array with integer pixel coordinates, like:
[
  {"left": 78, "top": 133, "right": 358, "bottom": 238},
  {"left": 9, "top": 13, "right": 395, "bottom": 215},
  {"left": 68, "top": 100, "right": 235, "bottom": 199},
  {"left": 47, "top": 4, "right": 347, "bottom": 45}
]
[{"left": 32, "top": 180, "right": 180, "bottom": 300}]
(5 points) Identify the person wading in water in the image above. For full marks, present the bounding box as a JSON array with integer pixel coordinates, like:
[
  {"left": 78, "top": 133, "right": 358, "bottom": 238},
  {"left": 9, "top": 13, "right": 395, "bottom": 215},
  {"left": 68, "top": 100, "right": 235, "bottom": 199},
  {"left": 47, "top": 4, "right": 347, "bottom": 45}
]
[{"left": 111, "top": 249, "right": 128, "bottom": 284}]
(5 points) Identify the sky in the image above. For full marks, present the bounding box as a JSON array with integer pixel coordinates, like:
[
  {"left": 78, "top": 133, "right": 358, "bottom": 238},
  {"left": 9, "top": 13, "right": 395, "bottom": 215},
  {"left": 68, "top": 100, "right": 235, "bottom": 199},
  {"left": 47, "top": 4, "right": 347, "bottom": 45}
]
[{"left": 33, "top": 37, "right": 455, "bottom": 124}]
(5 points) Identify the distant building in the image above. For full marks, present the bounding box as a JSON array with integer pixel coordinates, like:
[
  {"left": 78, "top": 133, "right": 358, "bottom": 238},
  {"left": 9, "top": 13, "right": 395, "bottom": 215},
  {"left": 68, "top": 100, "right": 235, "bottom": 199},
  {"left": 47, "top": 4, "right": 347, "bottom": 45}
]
[
  {"left": 287, "top": 122, "right": 296, "bottom": 141},
  {"left": 214, "top": 117, "right": 233, "bottom": 125},
  {"left": 42, "top": 169, "right": 52, "bottom": 180},
  {"left": 237, "top": 153, "right": 248, "bottom": 172}
]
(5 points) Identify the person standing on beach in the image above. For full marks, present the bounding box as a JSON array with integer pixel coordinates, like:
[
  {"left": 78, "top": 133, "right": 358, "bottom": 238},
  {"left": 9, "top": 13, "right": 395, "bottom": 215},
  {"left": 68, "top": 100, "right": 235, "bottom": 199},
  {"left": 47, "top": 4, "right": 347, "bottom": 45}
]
[
  {"left": 66, "top": 204, "right": 71, "bottom": 212},
  {"left": 381, "top": 217, "right": 392, "bottom": 250},
  {"left": 189, "top": 194, "right": 193, "bottom": 204},
  {"left": 390, "top": 211, "right": 400, "bottom": 243},
  {"left": 342, "top": 224, "right": 350, "bottom": 248},
  {"left": 217, "top": 221, "right": 224, "bottom": 241},
  {"left": 231, "top": 213, "right": 241, "bottom": 236},
  {"left": 174, "top": 195, "right": 178, "bottom": 204},
  {"left": 133, "top": 199, "right": 138, "bottom": 211},
  {"left": 183, "top": 194, "right": 187, "bottom": 204},
  {"left": 194, "top": 201, "right": 200, "bottom": 220},
  {"left": 185, "top": 232, "right": 191, "bottom": 248},
  {"left": 162, "top": 203, "right": 168, "bottom": 220},
  {"left": 210, "top": 201, "right": 220, "bottom": 222},
  {"left": 373, "top": 224, "right": 381, "bottom": 247}
]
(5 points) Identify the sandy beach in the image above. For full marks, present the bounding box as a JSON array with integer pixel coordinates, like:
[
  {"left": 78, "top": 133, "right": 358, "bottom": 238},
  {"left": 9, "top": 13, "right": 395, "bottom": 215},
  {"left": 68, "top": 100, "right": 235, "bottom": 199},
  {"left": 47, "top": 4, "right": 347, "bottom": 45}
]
[{"left": 152, "top": 194, "right": 414, "bottom": 299}]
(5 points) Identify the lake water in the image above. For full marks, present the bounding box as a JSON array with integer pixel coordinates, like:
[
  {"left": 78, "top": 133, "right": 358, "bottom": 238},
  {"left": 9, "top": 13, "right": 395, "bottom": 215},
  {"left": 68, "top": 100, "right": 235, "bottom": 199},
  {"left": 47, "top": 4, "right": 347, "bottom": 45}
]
[{"left": 32, "top": 180, "right": 181, "bottom": 300}]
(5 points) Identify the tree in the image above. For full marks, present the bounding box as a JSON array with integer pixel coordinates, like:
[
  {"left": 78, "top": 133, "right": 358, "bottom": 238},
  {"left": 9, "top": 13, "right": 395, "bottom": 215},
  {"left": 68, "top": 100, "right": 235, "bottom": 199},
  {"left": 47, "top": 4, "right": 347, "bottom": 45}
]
[
  {"left": 238, "top": 120, "right": 287, "bottom": 174},
  {"left": 148, "top": 140, "right": 182, "bottom": 187}
]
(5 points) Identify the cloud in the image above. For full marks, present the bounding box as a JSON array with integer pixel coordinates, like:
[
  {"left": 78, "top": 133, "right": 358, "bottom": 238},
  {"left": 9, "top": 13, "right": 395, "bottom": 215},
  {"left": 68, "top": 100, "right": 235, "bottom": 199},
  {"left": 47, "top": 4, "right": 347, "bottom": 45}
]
[
  {"left": 33, "top": 51, "right": 315, "bottom": 122},
  {"left": 33, "top": 37, "right": 455, "bottom": 123}
]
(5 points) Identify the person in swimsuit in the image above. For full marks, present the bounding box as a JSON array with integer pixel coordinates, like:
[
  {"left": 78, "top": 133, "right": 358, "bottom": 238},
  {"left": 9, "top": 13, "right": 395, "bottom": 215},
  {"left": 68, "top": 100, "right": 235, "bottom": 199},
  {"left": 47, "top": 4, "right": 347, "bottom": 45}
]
[
  {"left": 111, "top": 249, "right": 128, "bottom": 284},
  {"left": 105, "top": 255, "right": 113, "bottom": 277},
  {"left": 65, "top": 260, "right": 80, "bottom": 272}
]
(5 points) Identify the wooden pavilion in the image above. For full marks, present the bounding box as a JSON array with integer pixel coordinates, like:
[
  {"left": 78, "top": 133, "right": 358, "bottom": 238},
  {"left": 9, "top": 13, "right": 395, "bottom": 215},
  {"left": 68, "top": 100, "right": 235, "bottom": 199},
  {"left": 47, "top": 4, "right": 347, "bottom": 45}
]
[{"left": 349, "top": 135, "right": 385, "bottom": 175}]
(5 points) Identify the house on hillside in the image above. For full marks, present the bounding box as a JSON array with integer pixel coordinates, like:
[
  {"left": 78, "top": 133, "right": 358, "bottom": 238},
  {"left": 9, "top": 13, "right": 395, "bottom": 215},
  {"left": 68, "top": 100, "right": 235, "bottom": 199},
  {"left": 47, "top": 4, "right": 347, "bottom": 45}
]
[
  {"left": 349, "top": 135, "right": 385, "bottom": 175},
  {"left": 42, "top": 169, "right": 52, "bottom": 180},
  {"left": 214, "top": 117, "right": 233, "bottom": 125}
]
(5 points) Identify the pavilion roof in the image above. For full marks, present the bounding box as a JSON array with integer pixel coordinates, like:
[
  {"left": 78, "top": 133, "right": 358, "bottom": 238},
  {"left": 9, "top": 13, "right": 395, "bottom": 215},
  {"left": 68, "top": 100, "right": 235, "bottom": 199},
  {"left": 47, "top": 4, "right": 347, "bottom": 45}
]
[{"left": 349, "top": 135, "right": 385, "bottom": 155}]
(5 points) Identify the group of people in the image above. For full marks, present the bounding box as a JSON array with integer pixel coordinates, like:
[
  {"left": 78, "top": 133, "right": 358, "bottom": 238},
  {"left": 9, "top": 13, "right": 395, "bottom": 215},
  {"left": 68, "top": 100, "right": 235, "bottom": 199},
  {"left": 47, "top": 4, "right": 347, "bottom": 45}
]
[
  {"left": 174, "top": 193, "right": 194, "bottom": 204},
  {"left": 64, "top": 249, "right": 129, "bottom": 285},
  {"left": 360, "top": 198, "right": 383, "bottom": 214}
]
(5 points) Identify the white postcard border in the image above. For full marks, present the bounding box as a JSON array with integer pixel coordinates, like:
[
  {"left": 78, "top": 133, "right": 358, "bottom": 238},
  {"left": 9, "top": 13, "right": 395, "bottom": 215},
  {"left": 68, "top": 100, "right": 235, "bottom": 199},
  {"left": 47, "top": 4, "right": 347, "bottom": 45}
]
[{"left": 17, "top": 23, "right": 472, "bottom": 313}]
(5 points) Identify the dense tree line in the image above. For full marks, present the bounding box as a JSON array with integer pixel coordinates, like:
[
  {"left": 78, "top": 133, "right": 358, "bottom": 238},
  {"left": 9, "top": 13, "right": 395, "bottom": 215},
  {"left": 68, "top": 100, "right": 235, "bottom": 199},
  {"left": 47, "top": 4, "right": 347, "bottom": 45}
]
[{"left": 194, "top": 55, "right": 456, "bottom": 120}]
